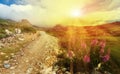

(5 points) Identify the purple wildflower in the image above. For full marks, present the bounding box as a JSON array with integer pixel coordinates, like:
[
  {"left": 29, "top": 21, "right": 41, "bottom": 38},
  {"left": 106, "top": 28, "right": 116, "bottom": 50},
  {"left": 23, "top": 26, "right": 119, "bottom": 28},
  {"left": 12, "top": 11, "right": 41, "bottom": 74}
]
[{"left": 102, "top": 54, "right": 110, "bottom": 62}]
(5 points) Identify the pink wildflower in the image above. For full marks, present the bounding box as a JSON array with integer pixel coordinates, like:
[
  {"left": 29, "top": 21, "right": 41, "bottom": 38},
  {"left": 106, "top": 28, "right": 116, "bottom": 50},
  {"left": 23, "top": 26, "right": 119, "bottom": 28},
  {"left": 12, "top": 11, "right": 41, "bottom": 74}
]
[
  {"left": 67, "top": 50, "right": 75, "bottom": 59},
  {"left": 102, "top": 54, "right": 110, "bottom": 62},
  {"left": 83, "top": 55, "right": 90, "bottom": 63},
  {"left": 99, "top": 48, "right": 104, "bottom": 54},
  {"left": 99, "top": 41, "right": 106, "bottom": 49},
  {"left": 81, "top": 41, "right": 87, "bottom": 49},
  {"left": 91, "top": 39, "right": 98, "bottom": 46}
]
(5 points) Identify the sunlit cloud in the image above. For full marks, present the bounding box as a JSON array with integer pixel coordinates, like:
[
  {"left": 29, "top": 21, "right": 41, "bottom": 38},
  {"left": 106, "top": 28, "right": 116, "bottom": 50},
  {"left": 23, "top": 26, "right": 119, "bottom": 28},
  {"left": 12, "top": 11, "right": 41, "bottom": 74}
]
[{"left": 0, "top": 0, "right": 120, "bottom": 26}]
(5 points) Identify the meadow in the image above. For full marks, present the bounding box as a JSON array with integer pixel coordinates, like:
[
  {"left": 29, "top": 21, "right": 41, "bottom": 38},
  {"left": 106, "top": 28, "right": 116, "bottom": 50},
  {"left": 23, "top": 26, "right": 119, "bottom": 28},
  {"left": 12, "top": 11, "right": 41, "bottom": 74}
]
[{"left": 47, "top": 22, "right": 120, "bottom": 74}]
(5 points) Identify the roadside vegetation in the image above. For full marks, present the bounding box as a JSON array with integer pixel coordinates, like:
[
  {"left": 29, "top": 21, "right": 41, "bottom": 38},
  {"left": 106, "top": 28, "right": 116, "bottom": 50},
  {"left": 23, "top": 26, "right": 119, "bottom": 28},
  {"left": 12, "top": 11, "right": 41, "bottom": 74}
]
[
  {"left": 0, "top": 18, "right": 37, "bottom": 66},
  {"left": 47, "top": 22, "right": 120, "bottom": 74}
]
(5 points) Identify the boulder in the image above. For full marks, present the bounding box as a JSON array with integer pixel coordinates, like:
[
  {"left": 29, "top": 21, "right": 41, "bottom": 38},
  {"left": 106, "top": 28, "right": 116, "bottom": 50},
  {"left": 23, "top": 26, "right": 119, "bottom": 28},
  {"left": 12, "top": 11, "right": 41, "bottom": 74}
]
[
  {"left": 15, "top": 28, "right": 21, "bottom": 34},
  {"left": 5, "top": 29, "right": 13, "bottom": 36},
  {"left": 3, "top": 61, "right": 11, "bottom": 69}
]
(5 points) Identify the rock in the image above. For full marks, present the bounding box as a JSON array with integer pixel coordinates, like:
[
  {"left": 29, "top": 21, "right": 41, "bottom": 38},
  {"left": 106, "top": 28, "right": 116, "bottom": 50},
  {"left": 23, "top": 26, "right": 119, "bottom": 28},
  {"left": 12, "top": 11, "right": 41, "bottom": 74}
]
[
  {"left": 0, "top": 52, "right": 6, "bottom": 55},
  {"left": 15, "top": 62, "right": 18, "bottom": 65},
  {"left": 53, "top": 65, "right": 59, "bottom": 72},
  {"left": 0, "top": 43, "right": 4, "bottom": 48},
  {"left": 62, "top": 68, "right": 67, "bottom": 72},
  {"left": 26, "top": 59, "right": 29, "bottom": 63},
  {"left": 11, "top": 73, "right": 15, "bottom": 74},
  {"left": 104, "top": 71, "right": 111, "bottom": 74},
  {"left": 3, "top": 63, "right": 11, "bottom": 69},
  {"left": 13, "top": 60, "right": 17, "bottom": 62},
  {"left": 45, "top": 56, "right": 51, "bottom": 61},
  {"left": 5, "top": 29, "right": 13, "bottom": 36},
  {"left": 10, "top": 53, "right": 15, "bottom": 56},
  {"left": 18, "top": 38, "right": 25, "bottom": 41},
  {"left": 5, "top": 56, "right": 9, "bottom": 58},
  {"left": 10, "top": 53, "right": 15, "bottom": 58},
  {"left": 11, "top": 63, "right": 16, "bottom": 66},
  {"left": 4, "top": 61, "right": 9, "bottom": 64},
  {"left": 65, "top": 71, "right": 71, "bottom": 74},
  {"left": 40, "top": 67, "right": 55, "bottom": 74},
  {"left": 26, "top": 67, "right": 33, "bottom": 74},
  {"left": 15, "top": 28, "right": 21, "bottom": 34},
  {"left": 10, "top": 66, "right": 16, "bottom": 70},
  {"left": 56, "top": 69, "right": 63, "bottom": 74}
]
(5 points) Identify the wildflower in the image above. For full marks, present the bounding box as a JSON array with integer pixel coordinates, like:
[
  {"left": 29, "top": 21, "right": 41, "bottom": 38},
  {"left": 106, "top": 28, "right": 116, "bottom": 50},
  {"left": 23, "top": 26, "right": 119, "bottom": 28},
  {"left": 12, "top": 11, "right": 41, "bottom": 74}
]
[
  {"left": 83, "top": 55, "right": 90, "bottom": 63},
  {"left": 102, "top": 54, "right": 110, "bottom": 62},
  {"left": 99, "top": 48, "right": 104, "bottom": 54},
  {"left": 81, "top": 41, "right": 87, "bottom": 49},
  {"left": 91, "top": 39, "right": 98, "bottom": 46},
  {"left": 99, "top": 41, "right": 106, "bottom": 49},
  {"left": 67, "top": 50, "right": 75, "bottom": 59}
]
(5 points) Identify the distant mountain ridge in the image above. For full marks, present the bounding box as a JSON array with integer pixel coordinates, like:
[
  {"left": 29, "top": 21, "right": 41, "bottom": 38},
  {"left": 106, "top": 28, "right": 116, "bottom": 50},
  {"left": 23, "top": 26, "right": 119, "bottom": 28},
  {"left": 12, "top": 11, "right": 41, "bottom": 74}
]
[
  {"left": 0, "top": 18, "right": 36, "bottom": 39},
  {"left": 0, "top": 18, "right": 32, "bottom": 26}
]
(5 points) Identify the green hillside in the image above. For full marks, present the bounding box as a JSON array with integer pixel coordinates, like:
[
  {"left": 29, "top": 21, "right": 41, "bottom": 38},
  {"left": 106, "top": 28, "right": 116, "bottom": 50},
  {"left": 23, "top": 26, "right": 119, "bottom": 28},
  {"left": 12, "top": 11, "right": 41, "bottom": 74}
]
[{"left": 0, "top": 18, "right": 36, "bottom": 39}]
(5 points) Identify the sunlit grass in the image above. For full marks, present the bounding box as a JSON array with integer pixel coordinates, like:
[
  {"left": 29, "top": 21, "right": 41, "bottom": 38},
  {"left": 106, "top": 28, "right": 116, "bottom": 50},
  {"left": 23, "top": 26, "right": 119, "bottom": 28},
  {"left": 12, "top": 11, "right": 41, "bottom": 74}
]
[{"left": 47, "top": 25, "right": 120, "bottom": 73}]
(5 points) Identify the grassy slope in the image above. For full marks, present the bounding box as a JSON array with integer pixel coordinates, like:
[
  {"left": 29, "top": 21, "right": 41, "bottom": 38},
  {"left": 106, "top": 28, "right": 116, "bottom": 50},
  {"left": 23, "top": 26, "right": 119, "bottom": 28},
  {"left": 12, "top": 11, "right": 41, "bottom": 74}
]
[
  {"left": 0, "top": 18, "right": 16, "bottom": 39},
  {"left": 99, "top": 22, "right": 120, "bottom": 67},
  {"left": 0, "top": 18, "right": 37, "bottom": 63},
  {"left": 47, "top": 22, "right": 120, "bottom": 70}
]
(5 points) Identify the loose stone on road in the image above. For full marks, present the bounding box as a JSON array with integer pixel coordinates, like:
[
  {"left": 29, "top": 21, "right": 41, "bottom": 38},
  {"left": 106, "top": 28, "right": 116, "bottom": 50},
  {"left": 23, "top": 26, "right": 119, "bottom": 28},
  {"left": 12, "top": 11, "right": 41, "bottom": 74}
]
[{"left": 1, "top": 31, "right": 60, "bottom": 74}]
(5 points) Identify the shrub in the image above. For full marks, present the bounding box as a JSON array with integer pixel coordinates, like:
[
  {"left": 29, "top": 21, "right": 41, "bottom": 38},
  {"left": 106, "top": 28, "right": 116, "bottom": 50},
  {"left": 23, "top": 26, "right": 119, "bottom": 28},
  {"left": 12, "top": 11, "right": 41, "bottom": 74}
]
[
  {"left": 21, "top": 26, "right": 36, "bottom": 33},
  {"left": 55, "top": 39, "right": 112, "bottom": 74},
  {"left": 0, "top": 34, "right": 7, "bottom": 39}
]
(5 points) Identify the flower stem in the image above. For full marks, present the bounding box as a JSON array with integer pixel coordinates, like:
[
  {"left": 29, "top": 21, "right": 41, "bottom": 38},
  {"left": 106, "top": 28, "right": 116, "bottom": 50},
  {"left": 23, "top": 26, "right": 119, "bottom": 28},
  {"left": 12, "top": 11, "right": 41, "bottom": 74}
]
[{"left": 70, "top": 60, "right": 73, "bottom": 74}]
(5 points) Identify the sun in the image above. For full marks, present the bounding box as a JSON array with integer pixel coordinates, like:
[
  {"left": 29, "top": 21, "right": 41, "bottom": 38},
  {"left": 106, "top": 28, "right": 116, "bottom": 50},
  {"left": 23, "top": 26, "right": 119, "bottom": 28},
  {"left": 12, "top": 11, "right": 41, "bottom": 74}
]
[{"left": 71, "top": 9, "right": 82, "bottom": 17}]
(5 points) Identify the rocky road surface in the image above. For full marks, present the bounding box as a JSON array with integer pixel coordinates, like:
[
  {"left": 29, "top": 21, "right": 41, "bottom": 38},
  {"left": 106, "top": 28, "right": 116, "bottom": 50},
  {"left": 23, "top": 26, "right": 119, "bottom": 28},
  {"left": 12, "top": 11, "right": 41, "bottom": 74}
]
[{"left": 0, "top": 31, "right": 59, "bottom": 74}]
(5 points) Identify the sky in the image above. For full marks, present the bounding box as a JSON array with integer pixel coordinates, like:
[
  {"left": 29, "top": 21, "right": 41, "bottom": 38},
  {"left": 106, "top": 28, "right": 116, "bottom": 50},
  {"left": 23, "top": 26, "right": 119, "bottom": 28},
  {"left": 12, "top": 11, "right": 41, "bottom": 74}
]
[{"left": 0, "top": 0, "right": 120, "bottom": 26}]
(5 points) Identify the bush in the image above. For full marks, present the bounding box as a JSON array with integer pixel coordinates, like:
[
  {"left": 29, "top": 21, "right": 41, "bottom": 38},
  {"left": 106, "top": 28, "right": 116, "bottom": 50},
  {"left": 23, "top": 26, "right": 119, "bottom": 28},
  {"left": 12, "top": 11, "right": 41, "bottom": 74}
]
[
  {"left": 0, "top": 33, "right": 7, "bottom": 39},
  {"left": 21, "top": 26, "right": 36, "bottom": 33},
  {"left": 55, "top": 39, "right": 113, "bottom": 74}
]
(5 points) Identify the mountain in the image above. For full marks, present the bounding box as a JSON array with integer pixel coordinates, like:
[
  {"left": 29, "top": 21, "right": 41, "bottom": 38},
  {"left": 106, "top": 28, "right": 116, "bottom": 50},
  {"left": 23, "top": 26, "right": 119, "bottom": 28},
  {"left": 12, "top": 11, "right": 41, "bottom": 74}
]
[
  {"left": 97, "top": 22, "right": 120, "bottom": 36},
  {"left": 16, "top": 19, "right": 32, "bottom": 27},
  {"left": 0, "top": 18, "right": 15, "bottom": 26},
  {"left": 0, "top": 18, "right": 36, "bottom": 39}
]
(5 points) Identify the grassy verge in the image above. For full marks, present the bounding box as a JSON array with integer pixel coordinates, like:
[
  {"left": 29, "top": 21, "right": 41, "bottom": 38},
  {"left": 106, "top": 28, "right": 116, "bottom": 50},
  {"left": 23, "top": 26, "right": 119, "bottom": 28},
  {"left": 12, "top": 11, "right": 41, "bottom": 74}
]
[{"left": 0, "top": 33, "right": 38, "bottom": 65}]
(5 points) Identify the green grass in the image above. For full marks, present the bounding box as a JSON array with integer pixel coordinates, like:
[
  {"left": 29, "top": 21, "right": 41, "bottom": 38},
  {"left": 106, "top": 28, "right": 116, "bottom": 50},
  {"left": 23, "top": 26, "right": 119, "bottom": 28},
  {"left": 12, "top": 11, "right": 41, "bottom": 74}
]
[
  {"left": 0, "top": 47, "right": 17, "bottom": 61},
  {"left": 0, "top": 18, "right": 37, "bottom": 64},
  {"left": 107, "top": 37, "right": 120, "bottom": 67},
  {"left": 93, "top": 36, "right": 120, "bottom": 68},
  {"left": 0, "top": 37, "right": 33, "bottom": 64}
]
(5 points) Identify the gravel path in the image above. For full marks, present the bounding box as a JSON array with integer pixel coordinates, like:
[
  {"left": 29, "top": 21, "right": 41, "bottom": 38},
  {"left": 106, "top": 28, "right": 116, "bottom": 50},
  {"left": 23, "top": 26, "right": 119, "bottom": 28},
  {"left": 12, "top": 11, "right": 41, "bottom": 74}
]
[{"left": 1, "top": 31, "right": 59, "bottom": 74}]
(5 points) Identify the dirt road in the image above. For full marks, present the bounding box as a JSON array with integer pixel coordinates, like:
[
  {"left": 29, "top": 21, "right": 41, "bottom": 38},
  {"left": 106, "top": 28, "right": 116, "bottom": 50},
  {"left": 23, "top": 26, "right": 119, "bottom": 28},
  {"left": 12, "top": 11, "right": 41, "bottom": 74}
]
[{"left": 1, "top": 31, "right": 59, "bottom": 74}]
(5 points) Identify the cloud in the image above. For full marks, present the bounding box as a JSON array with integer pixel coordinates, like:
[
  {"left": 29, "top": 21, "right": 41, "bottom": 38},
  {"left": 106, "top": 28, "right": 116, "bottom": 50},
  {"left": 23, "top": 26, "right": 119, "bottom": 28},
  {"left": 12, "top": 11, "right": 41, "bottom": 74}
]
[
  {"left": 83, "top": 0, "right": 120, "bottom": 13},
  {"left": 0, "top": 0, "right": 120, "bottom": 26},
  {"left": 0, "top": 3, "right": 47, "bottom": 26},
  {"left": 81, "top": 9, "right": 120, "bottom": 25}
]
